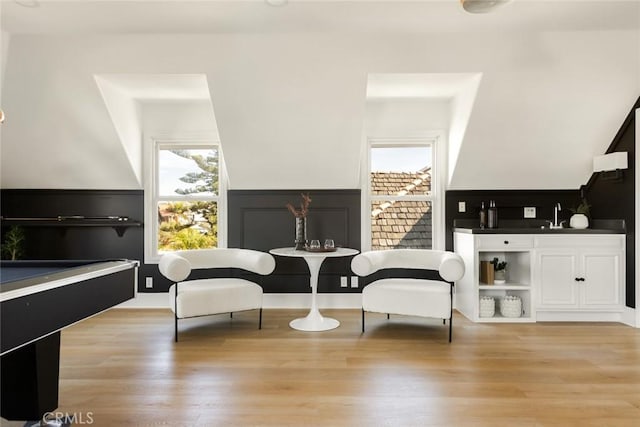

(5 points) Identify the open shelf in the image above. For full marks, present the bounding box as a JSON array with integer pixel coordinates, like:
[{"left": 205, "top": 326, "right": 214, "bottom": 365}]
[
  {"left": 479, "top": 283, "right": 530, "bottom": 290},
  {"left": 479, "top": 287, "right": 532, "bottom": 321},
  {"left": 476, "top": 314, "right": 534, "bottom": 323},
  {"left": 0, "top": 218, "right": 142, "bottom": 237},
  {"left": 454, "top": 232, "right": 536, "bottom": 323}
]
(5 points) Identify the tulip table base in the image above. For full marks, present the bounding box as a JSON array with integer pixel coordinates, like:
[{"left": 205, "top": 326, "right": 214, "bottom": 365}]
[
  {"left": 289, "top": 310, "right": 340, "bottom": 331},
  {"left": 269, "top": 247, "right": 359, "bottom": 332}
]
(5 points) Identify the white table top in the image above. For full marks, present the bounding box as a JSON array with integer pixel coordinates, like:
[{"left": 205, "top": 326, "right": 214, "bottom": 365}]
[{"left": 269, "top": 247, "right": 359, "bottom": 258}]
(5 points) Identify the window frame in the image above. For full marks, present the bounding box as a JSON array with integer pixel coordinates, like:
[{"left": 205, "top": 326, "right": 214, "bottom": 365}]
[
  {"left": 144, "top": 135, "right": 227, "bottom": 263},
  {"left": 363, "top": 134, "right": 446, "bottom": 252}
]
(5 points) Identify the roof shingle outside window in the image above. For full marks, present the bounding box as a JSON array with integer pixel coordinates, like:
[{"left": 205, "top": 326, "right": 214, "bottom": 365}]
[{"left": 370, "top": 170, "right": 432, "bottom": 250}]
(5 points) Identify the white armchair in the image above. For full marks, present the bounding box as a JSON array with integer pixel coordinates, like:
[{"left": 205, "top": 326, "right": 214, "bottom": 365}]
[
  {"left": 159, "top": 248, "right": 276, "bottom": 341},
  {"left": 351, "top": 249, "right": 465, "bottom": 342}
]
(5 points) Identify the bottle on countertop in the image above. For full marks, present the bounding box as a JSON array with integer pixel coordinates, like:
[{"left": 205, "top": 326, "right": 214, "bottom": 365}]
[
  {"left": 487, "top": 200, "right": 498, "bottom": 229},
  {"left": 479, "top": 201, "right": 487, "bottom": 229}
]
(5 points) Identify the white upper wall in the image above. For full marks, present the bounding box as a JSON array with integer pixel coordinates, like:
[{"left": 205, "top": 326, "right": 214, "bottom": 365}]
[
  {"left": 142, "top": 101, "right": 218, "bottom": 139},
  {"left": 365, "top": 99, "right": 450, "bottom": 137},
  {"left": 1, "top": 1, "right": 638, "bottom": 190},
  {"left": 0, "top": 3, "right": 9, "bottom": 157},
  {"left": 205, "top": 34, "right": 367, "bottom": 190},
  {"left": 451, "top": 30, "right": 639, "bottom": 189}
]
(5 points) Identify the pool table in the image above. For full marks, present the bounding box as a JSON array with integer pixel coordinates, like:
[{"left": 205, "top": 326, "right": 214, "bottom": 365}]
[{"left": 0, "top": 259, "right": 138, "bottom": 422}]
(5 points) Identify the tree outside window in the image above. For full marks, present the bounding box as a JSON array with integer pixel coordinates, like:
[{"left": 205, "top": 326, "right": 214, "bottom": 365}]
[{"left": 156, "top": 146, "right": 219, "bottom": 252}]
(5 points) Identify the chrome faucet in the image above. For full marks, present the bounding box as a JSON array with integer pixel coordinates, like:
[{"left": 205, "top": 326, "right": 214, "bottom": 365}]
[{"left": 550, "top": 202, "right": 564, "bottom": 229}]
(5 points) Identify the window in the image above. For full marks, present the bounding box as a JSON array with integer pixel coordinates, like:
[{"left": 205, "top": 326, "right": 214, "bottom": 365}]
[
  {"left": 146, "top": 140, "right": 225, "bottom": 261},
  {"left": 365, "top": 137, "right": 442, "bottom": 251}
]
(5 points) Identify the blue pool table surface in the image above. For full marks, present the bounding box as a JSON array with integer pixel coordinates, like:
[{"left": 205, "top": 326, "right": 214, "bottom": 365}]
[{"left": 1, "top": 260, "right": 103, "bottom": 283}]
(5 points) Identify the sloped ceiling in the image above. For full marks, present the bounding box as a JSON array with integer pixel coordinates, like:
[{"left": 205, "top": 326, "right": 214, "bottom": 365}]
[
  {"left": 94, "top": 74, "right": 213, "bottom": 185},
  {"left": 1, "top": 1, "right": 639, "bottom": 190}
]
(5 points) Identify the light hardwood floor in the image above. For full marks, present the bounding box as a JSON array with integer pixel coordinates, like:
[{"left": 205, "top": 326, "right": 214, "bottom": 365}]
[{"left": 2, "top": 309, "right": 640, "bottom": 427}]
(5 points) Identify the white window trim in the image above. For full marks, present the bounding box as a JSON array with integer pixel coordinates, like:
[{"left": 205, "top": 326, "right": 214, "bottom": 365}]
[
  {"left": 144, "top": 133, "right": 227, "bottom": 264},
  {"left": 362, "top": 133, "right": 446, "bottom": 252}
]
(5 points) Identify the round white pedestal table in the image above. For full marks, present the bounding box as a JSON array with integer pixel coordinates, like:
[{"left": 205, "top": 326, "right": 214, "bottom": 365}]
[{"left": 269, "top": 247, "right": 359, "bottom": 331}]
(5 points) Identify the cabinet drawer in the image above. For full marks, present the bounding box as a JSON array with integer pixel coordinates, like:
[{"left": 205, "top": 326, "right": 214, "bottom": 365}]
[
  {"left": 477, "top": 235, "right": 533, "bottom": 250},
  {"left": 534, "top": 235, "right": 623, "bottom": 249}
]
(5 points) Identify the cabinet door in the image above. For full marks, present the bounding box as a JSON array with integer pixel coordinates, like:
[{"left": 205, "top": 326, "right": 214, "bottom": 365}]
[
  {"left": 537, "top": 251, "right": 578, "bottom": 308},
  {"left": 580, "top": 251, "right": 621, "bottom": 308}
]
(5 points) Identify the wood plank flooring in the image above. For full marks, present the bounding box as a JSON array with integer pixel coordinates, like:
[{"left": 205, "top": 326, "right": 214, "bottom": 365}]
[{"left": 2, "top": 309, "right": 640, "bottom": 426}]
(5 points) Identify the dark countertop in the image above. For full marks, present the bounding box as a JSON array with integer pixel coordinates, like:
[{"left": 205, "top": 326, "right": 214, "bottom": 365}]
[{"left": 453, "top": 219, "right": 626, "bottom": 235}]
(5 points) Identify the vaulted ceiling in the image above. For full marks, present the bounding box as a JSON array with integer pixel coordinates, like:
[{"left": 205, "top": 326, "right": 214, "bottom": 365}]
[
  {"left": 3, "top": 1, "right": 637, "bottom": 34},
  {"left": 1, "top": 1, "right": 638, "bottom": 190}
]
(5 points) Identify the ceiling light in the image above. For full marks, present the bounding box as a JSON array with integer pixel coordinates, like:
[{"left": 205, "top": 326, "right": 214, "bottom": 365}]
[{"left": 460, "top": 0, "right": 511, "bottom": 14}]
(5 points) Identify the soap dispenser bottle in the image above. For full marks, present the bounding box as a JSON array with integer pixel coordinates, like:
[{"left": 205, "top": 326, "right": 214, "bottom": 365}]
[
  {"left": 487, "top": 200, "right": 498, "bottom": 229},
  {"left": 479, "top": 201, "right": 487, "bottom": 229}
]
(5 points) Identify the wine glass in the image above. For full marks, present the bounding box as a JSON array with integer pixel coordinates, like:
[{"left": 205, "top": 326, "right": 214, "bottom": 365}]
[
  {"left": 309, "top": 240, "right": 321, "bottom": 250},
  {"left": 324, "top": 239, "right": 335, "bottom": 250}
]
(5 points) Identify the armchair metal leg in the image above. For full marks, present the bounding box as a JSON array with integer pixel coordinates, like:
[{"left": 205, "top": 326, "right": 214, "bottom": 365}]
[
  {"left": 259, "top": 308, "right": 263, "bottom": 330},
  {"left": 387, "top": 313, "right": 390, "bottom": 320},
  {"left": 174, "top": 282, "right": 179, "bottom": 342},
  {"left": 449, "top": 283, "right": 454, "bottom": 343},
  {"left": 362, "top": 309, "right": 365, "bottom": 333},
  {"left": 174, "top": 314, "right": 178, "bottom": 343},
  {"left": 173, "top": 282, "right": 178, "bottom": 342},
  {"left": 230, "top": 312, "right": 233, "bottom": 319}
]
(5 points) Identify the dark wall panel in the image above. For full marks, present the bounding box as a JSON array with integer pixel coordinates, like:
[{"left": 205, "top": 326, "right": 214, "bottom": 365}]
[
  {"left": 584, "top": 98, "right": 637, "bottom": 308},
  {"left": 1, "top": 189, "right": 146, "bottom": 289},
  {"left": 228, "top": 190, "right": 361, "bottom": 293},
  {"left": 445, "top": 189, "right": 580, "bottom": 250},
  {"left": 228, "top": 190, "right": 360, "bottom": 250},
  {"left": 1, "top": 189, "right": 363, "bottom": 294}
]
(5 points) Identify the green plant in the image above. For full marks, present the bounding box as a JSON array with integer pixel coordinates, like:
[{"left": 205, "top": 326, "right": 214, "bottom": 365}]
[
  {"left": 570, "top": 199, "right": 591, "bottom": 217},
  {"left": 1, "top": 226, "right": 25, "bottom": 260},
  {"left": 157, "top": 201, "right": 218, "bottom": 251},
  {"left": 490, "top": 257, "right": 507, "bottom": 271}
]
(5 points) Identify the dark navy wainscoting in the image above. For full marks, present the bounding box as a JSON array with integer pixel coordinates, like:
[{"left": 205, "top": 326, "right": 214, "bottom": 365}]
[
  {"left": 0, "top": 189, "right": 363, "bottom": 294},
  {"left": 445, "top": 189, "right": 581, "bottom": 251},
  {"left": 228, "top": 190, "right": 361, "bottom": 293},
  {"left": 584, "top": 97, "right": 638, "bottom": 308},
  {"left": 0, "top": 189, "right": 147, "bottom": 290}
]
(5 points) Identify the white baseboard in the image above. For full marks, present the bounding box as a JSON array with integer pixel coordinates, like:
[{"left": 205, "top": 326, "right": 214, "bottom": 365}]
[
  {"left": 118, "top": 292, "right": 363, "bottom": 309},
  {"left": 263, "top": 293, "right": 362, "bottom": 309},
  {"left": 536, "top": 311, "right": 626, "bottom": 323},
  {"left": 117, "top": 292, "right": 169, "bottom": 308},
  {"left": 119, "top": 294, "right": 638, "bottom": 328},
  {"left": 621, "top": 306, "right": 638, "bottom": 327}
]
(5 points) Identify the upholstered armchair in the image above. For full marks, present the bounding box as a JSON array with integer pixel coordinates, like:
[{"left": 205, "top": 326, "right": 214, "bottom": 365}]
[
  {"left": 351, "top": 249, "right": 465, "bottom": 342},
  {"left": 159, "top": 248, "right": 276, "bottom": 342}
]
